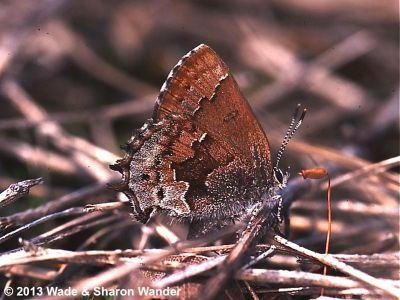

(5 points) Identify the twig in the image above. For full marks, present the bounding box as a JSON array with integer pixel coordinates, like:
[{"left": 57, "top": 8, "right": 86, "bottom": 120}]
[
  {"left": 84, "top": 202, "right": 124, "bottom": 213},
  {"left": 153, "top": 222, "right": 180, "bottom": 245},
  {"left": 0, "top": 178, "right": 43, "bottom": 208},
  {"left": 30, "top": 214, "right": 119, "bottom": 246},
  {"left": 2, "top": 265, "right": 59, "bottom": 281},
  {"left": 0, "top": 207, "right": 85, "bottom": 245},
  {"left": 274, "top": 235, "right": 400, "bottom": 298},
  {"left": 329, "top": 156, "right": 400, "bottom": 188},
  {"left": 154, "top": 255, "right": 226, "bottom": 288},
  {"left": 293, "top": 200, "right": 399, "bottom": 218},
  {"left": 244, "top": 281, "right": 259, "bottom": 300},
  {"left": 37, "top": 226, "right": 240, "bottom": 300},
  {"left": 0, "top": 180, "right": 113, "bottom": 228},
  {"left": 240, "top": 246, "right": 276, "bottom": 270},
  {"left": 240, "top": 268, "right": 360, "bottom": 289}
]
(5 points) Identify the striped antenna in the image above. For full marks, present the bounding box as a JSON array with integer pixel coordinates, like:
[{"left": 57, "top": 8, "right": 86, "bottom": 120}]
[{"left": 275, "top": 104, "right": 307, "bottom": 169}]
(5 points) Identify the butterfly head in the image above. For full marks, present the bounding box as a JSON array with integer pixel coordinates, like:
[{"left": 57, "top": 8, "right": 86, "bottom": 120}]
[{"left": 273, "top": 166, "right": 289, "bottom": 189}]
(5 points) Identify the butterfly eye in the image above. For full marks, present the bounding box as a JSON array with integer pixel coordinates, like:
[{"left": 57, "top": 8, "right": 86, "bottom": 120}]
[{"left": 273, "top": 167, "right": 284, "bottom": 185}]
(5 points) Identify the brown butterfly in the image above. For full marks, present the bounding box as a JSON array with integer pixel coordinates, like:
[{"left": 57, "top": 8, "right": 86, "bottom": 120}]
[{"left": 111, "top": 45, "right": 304, "bottom": 235}]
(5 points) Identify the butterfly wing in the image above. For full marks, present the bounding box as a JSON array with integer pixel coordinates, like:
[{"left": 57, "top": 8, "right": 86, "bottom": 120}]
[
  {"left": 113, "top": 45, "right": 273, "bottom": 221},
  {"left": 154, "top": 44, "right": 272, "bottom": 169}
]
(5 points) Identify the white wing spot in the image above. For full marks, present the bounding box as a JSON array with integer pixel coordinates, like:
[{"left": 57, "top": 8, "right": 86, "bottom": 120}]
[
  {"left": 160, "top": 81, "right": 168, "bottom": 93},
  {"left": 210, "top": 73, "right": 229, "bottom": 99},
  {"left": 199, "top": 132, "right": 207, "bottom": 142},
  {"left": 219, "top": 73, "right": 229, "bottom": 81},
  {"left": 140, "top": 123, "right": 149, "bottom": 131}
]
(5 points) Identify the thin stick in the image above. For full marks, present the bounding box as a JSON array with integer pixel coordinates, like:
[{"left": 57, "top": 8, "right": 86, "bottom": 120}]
[
  {"left": 298, "top": 167, "right": 332, "bottom": 296},
  {"left": 244, "top": 281, "right": 259, "bottom": 300},
  {"left": 36, "top": 226, "right": 239, "bottom": 300},
  {"left": 0, "top": 178, "right": 43, "bottom": 208},
  {"left": 274, "top": 235, "right": 400, "bottom": 298},
  {"left": 321, "top": 175, "right": 332, "bottom": 296},
  {"left": 0, "top": 207, "right": 85, "bottom": 245},
  {"left": 329, "top": 156, "right": 400, "bottom": 188}
]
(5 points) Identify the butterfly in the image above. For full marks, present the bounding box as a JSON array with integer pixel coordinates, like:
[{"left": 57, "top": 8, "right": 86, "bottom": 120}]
[{"left": 111, "top": 44, "right": 304, "bottom": 236}]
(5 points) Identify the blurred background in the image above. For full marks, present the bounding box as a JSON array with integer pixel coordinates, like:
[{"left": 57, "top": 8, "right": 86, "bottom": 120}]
[{"left": 0, "top": 0, "right": 398, "bottom": 298}]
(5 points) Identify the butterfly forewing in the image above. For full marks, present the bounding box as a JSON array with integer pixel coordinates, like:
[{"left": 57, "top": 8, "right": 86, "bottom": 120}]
[{"left": 154, "top": 44, "right": 272, "bottom": 173}]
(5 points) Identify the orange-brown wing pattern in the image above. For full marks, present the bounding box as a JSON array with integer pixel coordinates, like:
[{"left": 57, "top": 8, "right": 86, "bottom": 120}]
[{"left": 154, "top": 44, "right": 272, "bottom": 174}]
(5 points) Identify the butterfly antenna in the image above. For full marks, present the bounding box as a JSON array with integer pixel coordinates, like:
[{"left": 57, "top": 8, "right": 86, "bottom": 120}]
[
  {"left": 275, "top": 104, "right": 307, "bottom": 169},
  {"left": 275, "top": 105, "right": 299, "bottom": 165}
]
